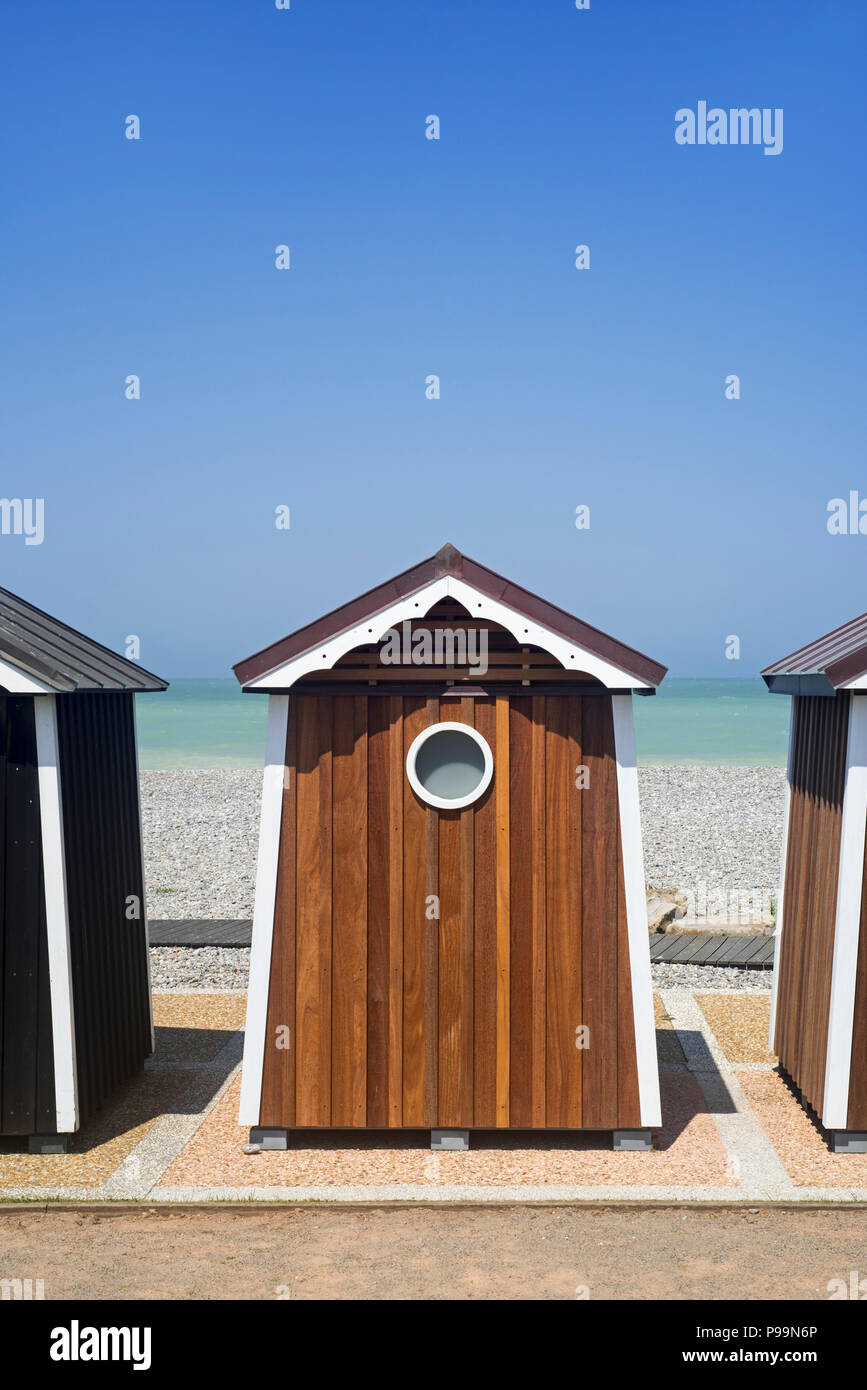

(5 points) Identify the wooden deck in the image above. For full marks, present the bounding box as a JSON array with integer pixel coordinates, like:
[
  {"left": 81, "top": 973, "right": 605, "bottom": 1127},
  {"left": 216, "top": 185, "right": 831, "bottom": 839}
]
[
  {"left": 649, "top": 933, "right": 774, "bottom": 968},
  {"left": 148, "top": 920, "right": 253, "bottom": 946}
]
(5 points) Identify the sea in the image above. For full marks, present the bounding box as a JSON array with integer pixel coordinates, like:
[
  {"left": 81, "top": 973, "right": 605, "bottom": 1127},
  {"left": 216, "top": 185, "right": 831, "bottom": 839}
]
[{"left": 134, "top": 678, "right": 791, "bottom": 770}]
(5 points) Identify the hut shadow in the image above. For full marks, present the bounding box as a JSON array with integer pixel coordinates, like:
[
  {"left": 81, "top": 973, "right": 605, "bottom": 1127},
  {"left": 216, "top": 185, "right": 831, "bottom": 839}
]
[
  {"left": 651, "top": 1027, "right": 738, "bottom": 1151},
  {"left": 0, "top": 1029, "right": 241, "bottom": 1160},
  {"left": 773, "top": 1064, "right": 839, "bottom": 1152},
  {"left": 150, "top": 1025, "right": 237, "bottom": 1066}
]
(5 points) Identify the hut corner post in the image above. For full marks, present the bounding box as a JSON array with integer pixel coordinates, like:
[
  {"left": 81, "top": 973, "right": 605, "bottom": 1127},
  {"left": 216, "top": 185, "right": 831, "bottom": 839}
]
[
  {"left": 33, "top": 694, "right": 78, "bottom": 1144},
  {"left": 824, "top": 692, "right": 867, "bottom": 1147},
  {"left": 611, "top": 693, "right": 661, "bottom": 1138},
  {"left": 132, "top": 696, "right": 156, "bottom": 1056},
  {"left": 238, "top": 694, "right": 289, "bottom": 1137}
]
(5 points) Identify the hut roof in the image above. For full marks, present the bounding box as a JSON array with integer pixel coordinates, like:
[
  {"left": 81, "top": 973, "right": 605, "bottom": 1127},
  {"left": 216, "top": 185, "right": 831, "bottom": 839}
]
[
  {"left": 763, "top": 610, "right": 867, "bottom": 694},
  {"left": 0, "top": 586, "right": 168, "bottom": 693},
  {"left": 234, "top": 543, "right": 667, "bottom": 692}
]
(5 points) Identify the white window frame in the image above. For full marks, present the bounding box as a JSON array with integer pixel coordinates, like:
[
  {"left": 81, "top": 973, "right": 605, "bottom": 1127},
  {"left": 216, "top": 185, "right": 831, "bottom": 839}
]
[{"left": 406, "top": 721, "right": 494, "bottom": 811}]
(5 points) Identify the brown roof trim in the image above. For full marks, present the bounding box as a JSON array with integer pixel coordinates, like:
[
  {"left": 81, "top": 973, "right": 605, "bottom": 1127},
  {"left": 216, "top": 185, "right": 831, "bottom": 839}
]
[
  {"left": 234, "top": 543, "right": 667, "bottom": 689},
  {"left": 762, "top": 608, "right": 867, "bottom": 690}
]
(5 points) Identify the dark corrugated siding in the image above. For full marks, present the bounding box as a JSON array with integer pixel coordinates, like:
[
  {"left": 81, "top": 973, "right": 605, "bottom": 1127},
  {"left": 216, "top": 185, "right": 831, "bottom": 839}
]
[
  {"left": 57, "top": 692, "right": 152, "bottom": 1125},
  {"left": 0, "top": 696, "right": 56, "bottom": 1134}
]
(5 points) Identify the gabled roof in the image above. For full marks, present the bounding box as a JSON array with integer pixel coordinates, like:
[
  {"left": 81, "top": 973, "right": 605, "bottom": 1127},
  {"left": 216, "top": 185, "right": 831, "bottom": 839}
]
[
  {"left": 762, "top": 610, "right": 867, "bottom": 694},
  {"left": 0, "top": 586, "right": 168, "bottom": 693},
  {"left": 234, "top": 543, "right": 667, "bottom": 691}
]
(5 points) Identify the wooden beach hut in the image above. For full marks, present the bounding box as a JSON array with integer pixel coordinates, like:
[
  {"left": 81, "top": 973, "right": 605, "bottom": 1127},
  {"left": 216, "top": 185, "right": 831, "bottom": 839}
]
[
  {"left": 236, "top": 544, "right": 666, "bottom": 1150},
  {"left": 0, "top": 587, "right": 166, "bottom": 1151},
  {"left": 764, "top": 612, "right": 867, "bottom": 1152}
]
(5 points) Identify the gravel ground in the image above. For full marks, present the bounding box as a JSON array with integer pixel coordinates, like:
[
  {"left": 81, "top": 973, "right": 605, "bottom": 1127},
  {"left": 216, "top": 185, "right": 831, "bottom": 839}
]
[
  {"left": 651, "top": 961, "right": 771, "bottom": 991},
  {"left": 141, "top": 771, "right": 261, "bottom": 920},
  {"left": 148, "top": 946, "right": 251, "bottom": 992},
  {"left": 141, "top": 767, "right": 784, "bottom": 993},
  {"left": 639, "top": 765, "right": 786, "bottom": 913}
]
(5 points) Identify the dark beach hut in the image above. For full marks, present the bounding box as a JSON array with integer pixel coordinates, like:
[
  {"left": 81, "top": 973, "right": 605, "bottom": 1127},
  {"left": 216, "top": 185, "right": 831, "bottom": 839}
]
[
  {"left": 235, "top": 544, "right": 666, "bottom": 1151},
  {"left": 0, "top": 586, "right": 166, "bottom": 1152},
  {"left": 763, "top": 611, "right": 867, "bottom": 1152}
]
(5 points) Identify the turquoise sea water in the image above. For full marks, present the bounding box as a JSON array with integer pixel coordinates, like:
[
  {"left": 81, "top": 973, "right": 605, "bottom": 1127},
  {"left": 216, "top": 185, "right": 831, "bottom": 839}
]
[
  {"left": 135, "top": 678, "right": 790, "bottom": 770},
  {"left": 632, "top": 678, "right": 789, "bottom": 767}
]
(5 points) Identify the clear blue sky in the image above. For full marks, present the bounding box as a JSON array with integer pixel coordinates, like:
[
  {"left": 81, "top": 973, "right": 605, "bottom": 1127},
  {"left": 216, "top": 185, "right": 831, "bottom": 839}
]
[{"left": 2, "top": 0, "right": 865, "bottom": 678}]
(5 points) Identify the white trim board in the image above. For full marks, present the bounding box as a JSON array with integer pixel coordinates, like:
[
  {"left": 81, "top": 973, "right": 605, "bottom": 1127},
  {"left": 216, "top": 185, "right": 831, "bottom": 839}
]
[
  {"left": 246, "top": 575, "right": 652, "bottom": 692},
  {"left": 238, "top": 694, "right": 289, "bottom": 1127},
  {"left": 33, "top": 695, "right": 79, "bottom": 1133},
  {"left": 823, "top": 692, "right": 867, "bottom": 1129},
  {"left": 0, "top": 655, "right": 54, "bottom": 695},
  {"left": 611, "top": 693, "right": 662, "bottom": 1128}
]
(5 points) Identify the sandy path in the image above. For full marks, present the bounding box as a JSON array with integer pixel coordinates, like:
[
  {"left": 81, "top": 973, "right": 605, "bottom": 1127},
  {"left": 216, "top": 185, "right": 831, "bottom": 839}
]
[{"left": 2, "top": 1206, "right": 866, "bottom": 1301}]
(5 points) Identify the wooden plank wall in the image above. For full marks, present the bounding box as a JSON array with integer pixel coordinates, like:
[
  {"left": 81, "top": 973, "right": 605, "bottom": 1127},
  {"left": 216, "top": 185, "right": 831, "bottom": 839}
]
[
  {"left": 259, "top": 692, "right": 642, "bottom": 1130},
  {"left": 774, "top": 693, "right": 848, "bottom": 1118}
]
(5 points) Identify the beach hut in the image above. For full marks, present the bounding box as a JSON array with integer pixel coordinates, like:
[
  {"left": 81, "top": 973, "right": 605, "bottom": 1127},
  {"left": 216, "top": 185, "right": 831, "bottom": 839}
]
[
  {"left": 0, "top": 586, "right": 166, "bottom": 1152},
  {"left": 236, "top": 544, "right": 666, "bottom": 1150},
  {"left": 763, "top": 611, "right": 867, "bottom": 1152}
]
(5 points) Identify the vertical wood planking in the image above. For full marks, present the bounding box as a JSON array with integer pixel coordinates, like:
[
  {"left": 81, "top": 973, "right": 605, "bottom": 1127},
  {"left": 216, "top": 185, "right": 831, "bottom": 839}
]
[
  {"left": 778, "top": 699, "right": 808, "bottom": 1073},
  {"left": 260, "top": 702, "right": 297, "bottom": 1126},
  {"left": 387, "top": 697, "right": 404, "bottom": 1125},
  {"left": 264, "top": 683, "right": 654, "bottom": 1135},
  {"left": 331, "top": 696, "right": 368, "bottom": 1126},
  {"left": 294, "top": 697, "right": 332, "bottom": 1126},
  {"left": 423, "top": 697, "right": 440, "bottom": 1125},
  {"left": 545, "top": 695, "right": 582, "bottom": 1126},
  {"left": 460, "top": 698, "right": 476, "bottom": 1126},
  {"left": 367, "top": 698, "right": 391, "bottom": 1126},
  {"left": 796, "top": 696, "right": 822, "bottom": 1097},
  {"left": 529, "top": 698, "right": 548, "bottom": 1127},
  {"left": 581, "top": 695, "right": 619, "bottom": 1129},
  {"left": 472, "top": 698, "right": 498, "bottom": 1126},
  {"left": 507, "top": 699, "right": 532, "bottom": 1125},
  {"left": 402, "top": 697, "right": 430, "bottom": 1125},
  {"left": 494, "top": 695, "right": 510, "bottom": 1125},
  {"left": 774, "top": 695, "right": 847, "bottom": 1119},
  {"left": 814, "top": 695, "right": 847, "bottom": 1113},
  {"left": 437, "top": 696, "right": 473, "bottom": 1126}
]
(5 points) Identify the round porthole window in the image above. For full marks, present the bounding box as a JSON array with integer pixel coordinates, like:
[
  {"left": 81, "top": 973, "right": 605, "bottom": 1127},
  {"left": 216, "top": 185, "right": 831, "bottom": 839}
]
[{"left": 406, "top": 722, "right": 494, "bottom": 810}]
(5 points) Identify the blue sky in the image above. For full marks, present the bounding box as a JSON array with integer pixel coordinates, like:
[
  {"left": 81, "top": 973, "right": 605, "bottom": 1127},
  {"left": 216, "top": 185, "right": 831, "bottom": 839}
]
[{"left": 2, "top": 0, "right": 865, "bottom": 678}]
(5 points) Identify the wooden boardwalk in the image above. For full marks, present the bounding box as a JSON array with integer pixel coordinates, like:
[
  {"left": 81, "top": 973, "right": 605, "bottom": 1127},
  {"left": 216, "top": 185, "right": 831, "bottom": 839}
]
[
  {"left": 148, "top": 920, "right": 253, "bottom": 946},
  {"left": 148, "top": 920, "right": 775, "bottom": 968}
]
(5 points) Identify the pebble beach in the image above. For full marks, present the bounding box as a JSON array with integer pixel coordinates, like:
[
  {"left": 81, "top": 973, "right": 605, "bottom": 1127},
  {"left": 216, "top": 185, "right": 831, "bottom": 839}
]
[{"left": 142, "top": 767, "right": 787, "bottom": 993}]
